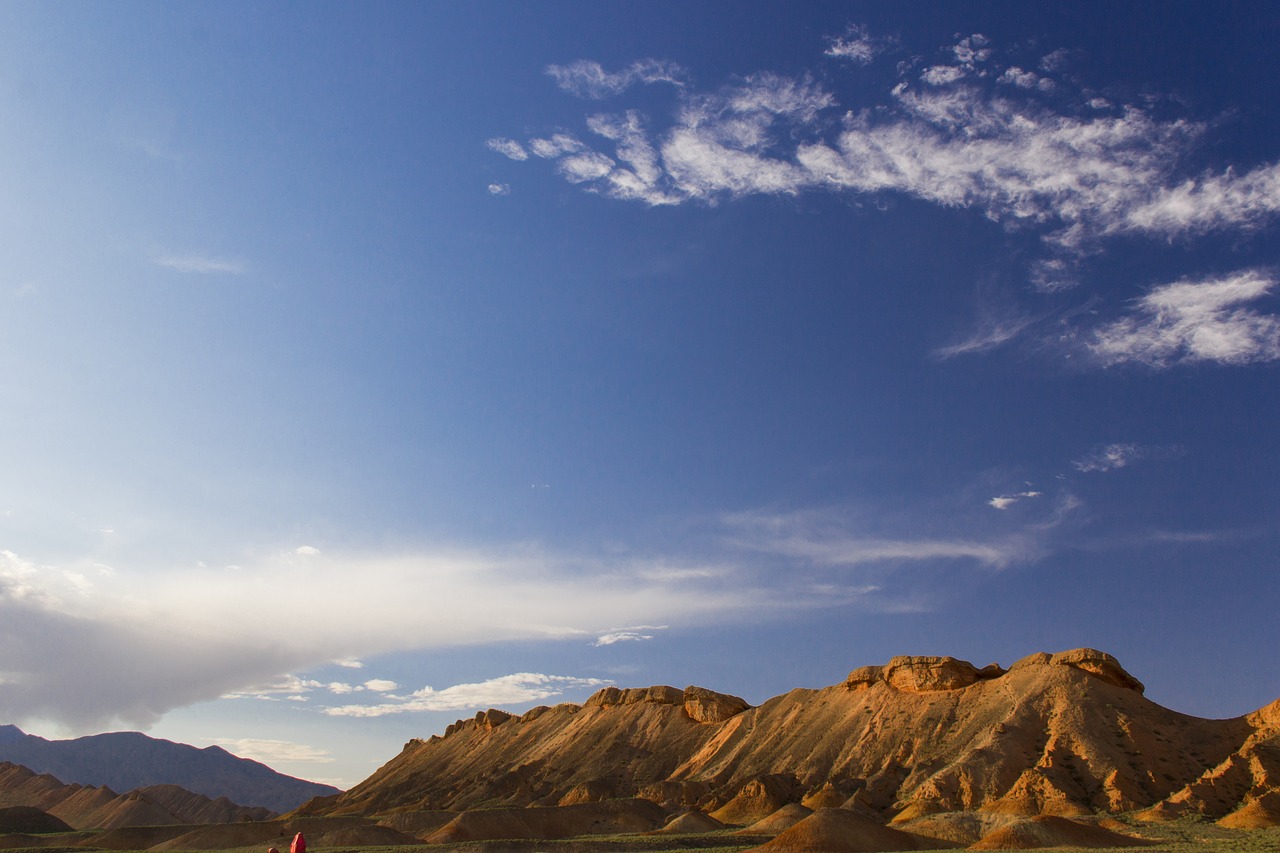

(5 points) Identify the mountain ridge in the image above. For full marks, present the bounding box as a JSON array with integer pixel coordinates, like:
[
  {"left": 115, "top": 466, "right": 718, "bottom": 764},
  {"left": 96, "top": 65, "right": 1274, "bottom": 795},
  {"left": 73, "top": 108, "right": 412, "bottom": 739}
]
[
  {"left": 0, "top": 728, "right": 339, "bottom": 812},
  {"left": 303, "top": 648, "right": 1280, "bottom": 828}
]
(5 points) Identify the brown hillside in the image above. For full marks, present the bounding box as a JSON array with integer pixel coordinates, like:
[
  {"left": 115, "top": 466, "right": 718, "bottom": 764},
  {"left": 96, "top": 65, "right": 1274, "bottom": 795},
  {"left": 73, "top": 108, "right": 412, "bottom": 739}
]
[
  {"left": 746, "top": 807, "right": 953, "bottom": 852},
  {"left": 0, "top": 762, "right": 273, "bottom": 830},
  {"left": 969, "top": 815, "right": 1153, "bottom": 849},
  {"left": 310, "top": 649, "right": 1278, "bottom": 823},
  {"left": 732, "top": 803, "right": 813, "bottom": 837},
  {"left": 424, "top": 798, "right": 667, "bottom": 843},
  {"left": 0, "top": 807, "right": 72, "bottom": 834}
]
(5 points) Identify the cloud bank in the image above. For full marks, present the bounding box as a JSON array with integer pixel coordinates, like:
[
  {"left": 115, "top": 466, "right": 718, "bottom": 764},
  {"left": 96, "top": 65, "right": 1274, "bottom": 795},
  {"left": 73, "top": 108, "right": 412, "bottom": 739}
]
[
  {"left": 0, "top": 545, "right": 748, "bottom": 730},
  {"left": 0, "top": 492, "right": 1058, "bottom": 730}
]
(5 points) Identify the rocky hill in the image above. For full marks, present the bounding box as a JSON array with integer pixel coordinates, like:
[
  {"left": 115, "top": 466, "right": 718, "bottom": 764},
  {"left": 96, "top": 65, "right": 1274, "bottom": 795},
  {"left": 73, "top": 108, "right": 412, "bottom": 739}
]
[
  {"left": 0, "top": 761, "right": 274, "bottom": 828},
  {"left": 0, "top": 726, "right": 338, "bottom": 812},
  {"left": 305, "top": 648, "right": 1280, "bottom": 829}
]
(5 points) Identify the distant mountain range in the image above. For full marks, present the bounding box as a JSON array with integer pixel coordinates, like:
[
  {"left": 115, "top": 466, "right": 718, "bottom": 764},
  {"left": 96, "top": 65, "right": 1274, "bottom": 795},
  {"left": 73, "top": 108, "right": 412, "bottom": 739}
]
[{"left": 0, "top": 725, "right": 339, "bottom": 813}]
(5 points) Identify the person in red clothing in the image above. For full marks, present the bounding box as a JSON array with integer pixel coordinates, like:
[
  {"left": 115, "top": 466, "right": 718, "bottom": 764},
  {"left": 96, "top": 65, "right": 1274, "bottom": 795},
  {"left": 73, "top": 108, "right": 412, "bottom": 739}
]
[{"left": 290, "top": 832, "right": 306, "bottom": 853}]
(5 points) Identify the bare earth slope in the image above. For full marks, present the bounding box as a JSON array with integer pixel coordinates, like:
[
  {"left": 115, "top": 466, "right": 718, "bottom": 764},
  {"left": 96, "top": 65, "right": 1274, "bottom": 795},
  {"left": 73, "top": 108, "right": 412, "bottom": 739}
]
[
  {"left": 309, "top": 649, "right": 1280, "bottom": 827},
  {"left": 0, "top": 763, "right": 274, "bottom": 829}
]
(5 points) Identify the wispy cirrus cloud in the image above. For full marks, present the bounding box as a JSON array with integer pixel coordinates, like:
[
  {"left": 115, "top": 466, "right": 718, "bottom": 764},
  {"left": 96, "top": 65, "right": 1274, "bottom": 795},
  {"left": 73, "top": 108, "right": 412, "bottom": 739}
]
[
  {"left": 153, "top": 253, "right": 246, "bottom": 275},
  {"left": 1120, "top": 162, "right": 1280, "bottom": 238},
  {"left": 1073, "top": 442, "right": 1184, "bottom": 473},
  {"left": 934, "top": 309, "right": 1040, "bottom": 359},
  {"left": 989, "top": 491, "right": 1042, "bottom": 510},
  {"left": 489, "top": 30, "right": 1280, "bottom": 367},
  {"left": 721, "top": 508, "right": 1035, "bottom": 570},
  {"left": 825, "top": 24, "right": 897, "bottom": 65},
  {"left": 1090, "top": 271, "right": 1280, "bottom": 367},
  {"left": 485, "top": 137, "right": 528, "bottom": 161},
  {"left": 490, "top": 32, "right": 1261, "bottom": 254},
  {"left": 323, "top": 672, "right": 609, "bottom": 717},
  {"left": 545, "top": 59, "right": 686, "bottom": 99}
]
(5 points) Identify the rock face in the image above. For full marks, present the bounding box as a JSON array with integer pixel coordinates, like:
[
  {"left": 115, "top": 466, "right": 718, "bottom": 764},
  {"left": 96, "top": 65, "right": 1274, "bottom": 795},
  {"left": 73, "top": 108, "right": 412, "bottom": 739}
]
[
  {"left": 302, "top": 648, "right": 1279, "bottom": 828},
  {"left": 684, "top": 686, "right": 752, "bottom": 722}
]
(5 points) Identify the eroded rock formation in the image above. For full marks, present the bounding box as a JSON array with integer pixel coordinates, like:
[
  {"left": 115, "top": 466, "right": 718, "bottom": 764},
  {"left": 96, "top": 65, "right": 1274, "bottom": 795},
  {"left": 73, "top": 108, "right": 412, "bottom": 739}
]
[{"left": 300, "top": 648, "right": 1279, "bottom": 832}]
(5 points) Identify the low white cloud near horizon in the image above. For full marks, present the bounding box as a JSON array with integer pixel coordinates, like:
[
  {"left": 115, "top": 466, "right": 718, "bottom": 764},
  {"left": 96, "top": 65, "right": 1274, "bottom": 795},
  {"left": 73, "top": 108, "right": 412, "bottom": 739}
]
[
  {"left": 0, "top": 497, "right": 1065, "bottom": 731},
  {"left": 323, "top": 673, "right": 611, "bottom": 718}
]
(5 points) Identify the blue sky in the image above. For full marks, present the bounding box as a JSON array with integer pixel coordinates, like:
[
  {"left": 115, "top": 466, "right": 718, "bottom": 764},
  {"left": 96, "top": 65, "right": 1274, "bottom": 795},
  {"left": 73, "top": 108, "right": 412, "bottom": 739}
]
[{"left": 1, "top": 2, "right": 1278, "bottom": 788}]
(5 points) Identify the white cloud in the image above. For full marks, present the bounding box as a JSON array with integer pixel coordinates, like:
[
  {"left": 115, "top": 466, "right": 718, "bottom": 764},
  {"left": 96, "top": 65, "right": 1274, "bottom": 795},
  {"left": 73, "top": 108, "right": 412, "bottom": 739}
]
[
  {"left": 1090, "top": 271, "right": 1280, "bottom": 367},
  {"left": 934, "top": 312, "right": 1038, "bottom": 358},
  {"left": 529, "top": 133, "right": 585, "bottom": 159},
  {"left": 825, "top": 24, "right": 894, "bottom": 65},
  {"left": 295, "top": 545, "right": 320, "bottom": 556},
  {"left": 324, "top": 672, "right": 609, "bottom": 717},
  {"left": 998, "top": 67, "right": 1053, "bottom": 92},
  {"left": 221, "top": 674, "right": 325, "bottom": 700},
  {"left": 1119, "top": 161, "right": 1280, "bottom": 237},
  {"left": 153, "top": 254, "right": 246, "bottom": 275},
  {"left": 1039, "top": 48, "right": 1073, "bottom": 72},
  {"left": 210, "top": 737, "right": 333, "bottom": 765},
  {"left": 1073, "top": 443, "right": 1186, "bottom": 473},
  {"left": 333, "top": 657, "right": 364, "bottom": 669},
  {"left": 324, "top": 677, "right": 398, "bottom": 694},
  {"left": 558, "top": 150, "right": 616, "bottom": 183},
  {"left": 952, "top": 34, "right": 992, "bottom": 66},
  {"left": 921, "top": 65, "right": 966, "bottom": 86},
  {"left": 593, "top": 631, "right": 651, "bottom": 646},
  {"left": 593, "top": 625, "right": 667, "bottom": 646},
  {"left": 545, "top": 59, "right": 685, "bottom": 99},
  {"left": 487, "top": 183, "right": 510, "bottom": 196},
  {"left": 1074, "top": 443, "right": 1143, "bottom": 473},
  {"left": 485, "top": 137, "right": 528, "bottom": 161},
  {"left": 721, "top": 509, "right": 1033, "bottom": 570},
  {"left": 0, "top": 543, "right": 753, "bottom": 730},
  {"left": 988, "top": 491, "right": 1042, "bottom": 510},
  {"left": 493, "top": 38, "right": 1280, "bottom": 263}
]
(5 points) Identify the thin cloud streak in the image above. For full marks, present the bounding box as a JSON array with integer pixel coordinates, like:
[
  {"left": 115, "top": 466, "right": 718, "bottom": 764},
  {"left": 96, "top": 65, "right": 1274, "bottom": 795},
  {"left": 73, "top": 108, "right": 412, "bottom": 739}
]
[
  {"left": 210, "top": 737, "right": 334, "bottom": 765},
  {"left": 153, "top": 254, "right": 246, "bottom": 275},
  {"left": 721, "top": 509, "right": 1036, "bottom": 570},
  {"left": 545, "top": 59, "right": 686, "bottom": 99}
]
